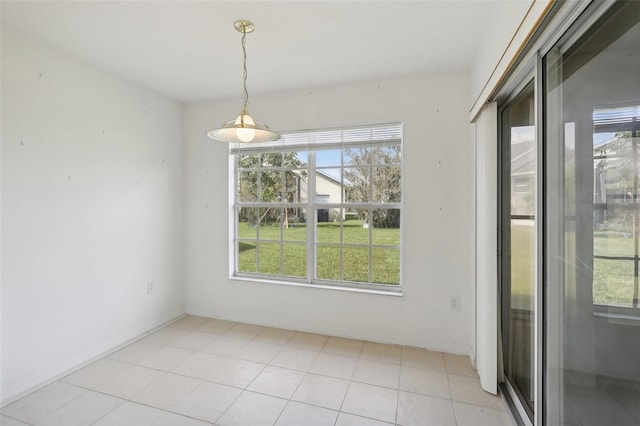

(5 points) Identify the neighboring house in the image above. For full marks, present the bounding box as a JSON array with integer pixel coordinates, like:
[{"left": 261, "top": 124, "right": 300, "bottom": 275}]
[{"left": 315, "top": 170, "right": 345, "bottom": 222}]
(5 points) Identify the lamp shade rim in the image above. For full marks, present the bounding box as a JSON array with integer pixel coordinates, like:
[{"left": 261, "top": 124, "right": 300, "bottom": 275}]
[{"left": 207, "top": 116, "right": 280, "bottom": 143}]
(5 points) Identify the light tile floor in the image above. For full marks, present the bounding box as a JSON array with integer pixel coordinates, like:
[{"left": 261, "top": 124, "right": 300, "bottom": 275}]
[{"left": 1, "top": 316, "right": 513, "bottom": 426}]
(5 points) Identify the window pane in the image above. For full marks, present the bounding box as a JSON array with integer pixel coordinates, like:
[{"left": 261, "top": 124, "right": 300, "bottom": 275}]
[
  {"left": 343, "top": 246, "right": 370, "bottom": 282},
  {"left": 329, "top": 208, "right": 343, "bottom": 224},
  {"left": 316, "top": 168, "right": 342, "bottom": 204},
  {"left": 283, "top": 208, "right": 307, "bottom": 242},
  {"left": 285, "top": 170, "right": 307, "bottom": 203},
  {"left": 373, "top": 166, "right": 401, "bottom": 203},
  {"left": 344, "top": 147, "right": 370, "bottom": 166},
  {"left": 238, "top": 241, "right": 257, "bottom": 273},
  {"left": 283, "top": 244, "right": 306, "bottom": 278},
  {"left": 238, "top": 153, "right": 259, "bottom": 169},
  {"left": 344, "top": 146, "right": 400, "bottom": 166},
  {"left": 344, "top": 167, "right": 370, "bottom": 203},
  {"left": 238, "top": 207, "right": 260, "bottom": 238},
  {"left": 511, "top": 127, "right": 536, "bottom": 216},
  {"left": 316, "top": 210, "right": 341, "bottom": 243},
  {"left": 238, "top": 171, "right": 258, "bottom": 202},
  {"left": 316, "top": 245, "right": 340, "bottom": 280},
  {"left": 511, "top": 219, "right": 535, "bottom": 311},
  {"left": 379, "top": 146, "right": 401, "bottom": 164},
  {"left": 593, "top": 133, "right": 640, "bottom": 257},
  {"left": 594, "top": 142, "right": 638, "bottom": 209},
  {"left": 372, "top": 209, "right": 400, "bottom": 245},
  {"left": 260, "top": 171, "right": 282, "bottom": 202},
  {"left": 593, "top": 258, "right": 634, "bottom": 308},
  {"left": 372, "top": 248, "right": 399, "bottom": 284},
  {"left": 343, "top": 215, "right": 369, "bottom": 245},
  {"left": 255, "top": 209, "right": 281, "bottom": 240},
  {"left": 317, "top": 149, "right": 341, "bottom": 167},
  {"left": 316, "top": 207, "right": 329, "bottom": 224},
  {"left": 261, "top": 152, "right": 283, "bottom": 168},
  {"left": 289, "top": 151, "right": 308, "bottom": 167},
  {"left": 258, "top": 242, "right": 281, "bottom": 275},
  {"left": 593, "top": 223, "right": 635, "bottom": 257}
]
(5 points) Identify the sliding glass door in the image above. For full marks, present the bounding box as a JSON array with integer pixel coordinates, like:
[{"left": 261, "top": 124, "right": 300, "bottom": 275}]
[
  {"left": 497, "top": 2, "right": 640, "bottom": 425},
  {"left": 544, "top": 2, "right": 640, "bottom": 425}
]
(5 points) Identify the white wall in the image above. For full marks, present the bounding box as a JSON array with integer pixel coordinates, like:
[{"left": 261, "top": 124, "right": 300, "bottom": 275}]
[
  {"left": 0, "top": 29, "right": 184, "bottom": 403},
  {"left": 184, "top": 72, "right": 475, "bottom": 354}
]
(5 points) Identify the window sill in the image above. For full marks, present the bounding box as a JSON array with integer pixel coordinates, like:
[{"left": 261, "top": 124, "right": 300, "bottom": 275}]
[
  {"left": 229, "top": 274, "right": 403, "bottom": 297},
  {"left": 593, "top": 310, "right": 640, "bottom": 326}
]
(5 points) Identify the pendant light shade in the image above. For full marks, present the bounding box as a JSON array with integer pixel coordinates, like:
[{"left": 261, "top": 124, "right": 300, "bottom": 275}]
[
  {"left": 207, "top": 20, "right": 279, "bottom": 143},
  {"left": 207, "top": 113, "right": 278, "bottom": 143}
]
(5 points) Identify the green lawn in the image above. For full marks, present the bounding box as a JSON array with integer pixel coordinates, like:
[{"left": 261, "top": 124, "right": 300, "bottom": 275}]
[
  {"left": 593, "top": 234, "right": 636, "bottom": 307},
  {"left": 237, "top": 218, "right": 400, "bottom": 284}
]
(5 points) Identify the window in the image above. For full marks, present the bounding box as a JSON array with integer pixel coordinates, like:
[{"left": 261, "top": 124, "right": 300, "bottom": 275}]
[
  {"left": 231, "top": 123, "right": 402, "bottom": 292},
  {"left": 592, "top": 105, "right": 640, "bottom": 309}
]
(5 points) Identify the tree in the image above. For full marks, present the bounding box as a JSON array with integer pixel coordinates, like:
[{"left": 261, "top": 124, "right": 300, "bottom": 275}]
[{"left": 343, "top": 146, "right": 401, "bottom": 228}]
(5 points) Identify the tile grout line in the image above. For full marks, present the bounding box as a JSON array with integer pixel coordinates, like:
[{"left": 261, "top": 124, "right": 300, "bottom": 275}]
[
  {"left": 87, "top": 397, "right": 127, "bottom": 426},
  {"left": 395, "top": 377, "right": 401, "bottom": 426},
  {"left": 211, "top": 386, "right": 245, "bottom": 425},
  {"left": 444, "top": 352, "right": 461, "bottom": 426},
  {"left": 1, "top": 412, "right": 36, "bottom": 426}
]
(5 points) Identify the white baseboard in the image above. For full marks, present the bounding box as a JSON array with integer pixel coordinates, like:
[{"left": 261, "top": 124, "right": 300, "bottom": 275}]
[{"left": 186, "top": 309, "right": 472, "bottom": 357}]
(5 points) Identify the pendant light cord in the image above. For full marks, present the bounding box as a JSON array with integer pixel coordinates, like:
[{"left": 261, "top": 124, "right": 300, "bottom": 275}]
[{"left": 241, "top": 28, "right": 249, "bottom": 118}]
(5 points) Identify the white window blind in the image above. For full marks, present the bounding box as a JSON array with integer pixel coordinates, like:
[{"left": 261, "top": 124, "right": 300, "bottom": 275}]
[
  {"left": 593, "top": 105, "right": 640, "bottom": 133},
  {"left": 230, "top": 122, "right": 402, "bottom": 154}
]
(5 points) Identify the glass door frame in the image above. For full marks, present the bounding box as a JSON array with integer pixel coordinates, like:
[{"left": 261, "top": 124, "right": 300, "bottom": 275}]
[{"left": 497, "top": 75, "right": 538, "bottom": 426}]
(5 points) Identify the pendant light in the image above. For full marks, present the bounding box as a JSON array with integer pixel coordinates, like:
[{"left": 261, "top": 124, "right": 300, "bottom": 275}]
[{"left": 207, "top": 20, "right": 279, "bottom": 143}]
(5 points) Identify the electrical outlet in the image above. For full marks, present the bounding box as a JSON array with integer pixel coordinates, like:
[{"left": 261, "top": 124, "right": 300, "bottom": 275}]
[
  {"left": 147, "top": 281, "right": 153, "bottom": 294},
  {"left": 450, "top": 296, "right": 460, "bottom": 311}
]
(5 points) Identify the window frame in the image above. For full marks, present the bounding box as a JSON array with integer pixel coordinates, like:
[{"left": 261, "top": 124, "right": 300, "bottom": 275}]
[
  {"left": 229, "top": 123, "right": 403, "bottom": 294},
  {"left": 591, "top": 104, "right": 640, "bottom": 311}
]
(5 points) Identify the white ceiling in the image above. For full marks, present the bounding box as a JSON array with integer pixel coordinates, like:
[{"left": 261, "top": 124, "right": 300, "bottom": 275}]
[{"left": 1, "top": 1, "right": 517, "bottom": 103}]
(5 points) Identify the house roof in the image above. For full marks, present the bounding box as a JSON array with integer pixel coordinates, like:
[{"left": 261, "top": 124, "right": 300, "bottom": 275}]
[{"left": 316, "top": 169, "right": 342, "bottom": 186}]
